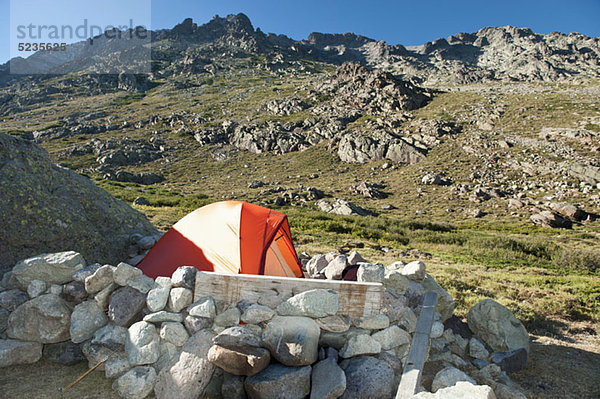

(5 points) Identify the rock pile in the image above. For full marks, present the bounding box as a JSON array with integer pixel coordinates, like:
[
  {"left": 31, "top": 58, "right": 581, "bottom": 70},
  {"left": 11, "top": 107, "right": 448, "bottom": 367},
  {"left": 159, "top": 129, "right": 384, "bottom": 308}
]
[{"left": 0, "top": 250, "right": 530, "bottom": 399}]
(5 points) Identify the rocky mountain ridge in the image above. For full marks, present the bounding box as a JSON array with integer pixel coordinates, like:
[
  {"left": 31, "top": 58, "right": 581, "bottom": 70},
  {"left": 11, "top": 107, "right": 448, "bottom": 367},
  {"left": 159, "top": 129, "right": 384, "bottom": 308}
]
[{"left": 2, "top": 13, "right": 599, "bottom": 85}]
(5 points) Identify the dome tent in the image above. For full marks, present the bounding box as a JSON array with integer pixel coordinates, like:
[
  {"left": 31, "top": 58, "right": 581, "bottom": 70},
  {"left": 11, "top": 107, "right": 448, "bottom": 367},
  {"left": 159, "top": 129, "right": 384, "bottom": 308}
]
[{"left": 138, "top": 201, "right": 303, "bottom": 279}]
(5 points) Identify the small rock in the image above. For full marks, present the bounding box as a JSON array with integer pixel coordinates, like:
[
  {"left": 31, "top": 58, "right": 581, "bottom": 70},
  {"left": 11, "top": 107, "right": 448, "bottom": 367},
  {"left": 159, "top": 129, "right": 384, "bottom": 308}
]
[
  {"left": 357, "top": 263, "right": 385, "bottom": 283},
  {"left": 184, "top": 315, "right": 213, "bottom": 335},
  {"left": 188, "top": 296, "right": 216, "bottom": 318},
  {"left": 85, "top": 265, "right": 115, "bottom": 294},
  {"left": 244, "top": 363, "right": 311, "bottom": 399},
  {"left": 72, "top": 263, "right": 102, "bottom": 283},
  {"left": 171, "top": 266, "right": 197, "bottom": 289},
  {"left": 27, "top": 279, "right": 47, "bottom": 298},
  {"left": 470, "top": 337, "right": 490, "bottom": 360},
  {"left": 137, "top": 236, "right": 157, "bottom": 250},
  {"left": 213, "top": 327, "right": 261, "bottom": 349},
  {"left": 48, "top": 284, "right": 63, "bottom": 295},
  {"left": 214, "top": 307, "right": 241, "bottom": 327},
  {"left": 277, "top": 289, "right": 339, "bottom": 318},
  {"left": 432, "top": 366, "right": 476, "bottom": 392},
  {"left": 105, "top": 353, "right": 131, "bottom": 379},
  {"left": 92, "top": 324, "right": 128, "bottom": 350},
  {"left": 113, "top": 366, "right": 157, "bottom": 399},
  {"left": 383, "top": 271, "right": 409, "bottom": 296},
  {"left": 146, "top": 279, "right": 171, "bottom": 312},
  {"left": 0, "top": 339, "right": 42, "bottom": 367},
  {"left": 0, "top": 308, "right": 9, "bottom": 332},
  {"left": 95, "top": 283, "right": 119, "bottom": 310},
  {"left": 70, "top": 300, "right": 108, "bottom": 343},
  {"left": 240, "top": 304, "right": 275, "bottom": 324},
  {"left": 316, "top": 315, "right": 350, "bottom": 333},
  {"left": 113, "top": 262, "right": 143, "bottom": 286},
  {"left": 143, "top": 311, "right": 184, "bottom": 323},
  {"left": 262, "top": 316, "right": 320, "bottom": 366},
  {"left": 160, "top": 322, "right": 189, "bottom": 347},
  {"left": 491, "top": 348, "right": 528, "bottom": 373},
  {"left": 353, "top": 314, "right": 389, "bottom": 330},
  {"left": 126, "top": 321, "right": 160, "bottom": 366},
  {"left": 401, "top": 261, "right": 426, "bottom": 281},
  {"left": 306, "top": 255, "right": 328, "bottom": 277},
  {"left": 0, "top": 289, "right": 29, "bottom": 311},
  {"left": 167, "top": 287, "right": 193, "bottom": 313},
  {"left": 324, "top": 256, "right": 347, "bottom": 280},
  {"left": 127, "top": 274, "right": 156, "bottom": 294},
  {"left": 108, "top": 287, "right": 147, "bottom": 327},
  {"left": 208, "top": 344, "right": 271, "bottom": 376},
  {"left": 311, "top": 357, "right": 346, "bottom": 399},
  {"left": 61, "top": 281, "right": 87, "bottom": 304},
  {"left": 340, "top": 334, "right": 382, "bottom": 358},
  {"left": 133, "top": 197, "right": 150, "bottom": 206},
  {"left": 371, "top": 325, "right": 411, "bottom": 350}
]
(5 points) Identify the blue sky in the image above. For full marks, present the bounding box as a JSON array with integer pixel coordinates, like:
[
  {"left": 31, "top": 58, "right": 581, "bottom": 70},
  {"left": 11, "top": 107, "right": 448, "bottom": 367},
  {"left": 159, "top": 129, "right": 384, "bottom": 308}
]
[{"left": 2, "top": 0, "right": 600, "bottom": 64}]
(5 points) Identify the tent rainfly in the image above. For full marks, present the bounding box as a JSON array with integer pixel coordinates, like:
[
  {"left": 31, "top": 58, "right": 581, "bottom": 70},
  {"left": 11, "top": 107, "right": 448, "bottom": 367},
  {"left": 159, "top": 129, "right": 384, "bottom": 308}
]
[{"left": 137, "top": 201, "right": 304, "bottom": 279}]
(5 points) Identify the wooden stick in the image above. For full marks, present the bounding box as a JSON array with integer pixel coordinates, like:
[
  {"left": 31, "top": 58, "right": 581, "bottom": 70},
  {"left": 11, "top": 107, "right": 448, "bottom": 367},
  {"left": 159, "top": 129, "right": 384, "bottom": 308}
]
[{"left": 58, "top": 351, "right": 114, "bottom": 393}]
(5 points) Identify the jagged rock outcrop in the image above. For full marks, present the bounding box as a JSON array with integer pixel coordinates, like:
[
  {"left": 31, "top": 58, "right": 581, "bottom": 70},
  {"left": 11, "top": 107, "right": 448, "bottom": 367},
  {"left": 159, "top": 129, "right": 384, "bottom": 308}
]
[{"left": 0, "top": 133, "right": 157, "bottom": 274}]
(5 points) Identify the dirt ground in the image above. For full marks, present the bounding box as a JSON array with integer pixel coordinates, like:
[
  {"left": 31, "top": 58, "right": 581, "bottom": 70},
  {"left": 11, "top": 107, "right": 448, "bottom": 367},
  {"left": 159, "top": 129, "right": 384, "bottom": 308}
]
[{"left": 0, "top": 328, "right": 598, "bottom": 399}]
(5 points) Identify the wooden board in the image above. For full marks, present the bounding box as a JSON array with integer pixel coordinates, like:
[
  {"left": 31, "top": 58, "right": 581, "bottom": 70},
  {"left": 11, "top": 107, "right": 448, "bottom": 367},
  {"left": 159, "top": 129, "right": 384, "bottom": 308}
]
[
  {"left": 194, "top": 272, "right": 384, "bottom": 318},
  {"left": 396, "top": 291, "right": 438, "bottom": 399}
]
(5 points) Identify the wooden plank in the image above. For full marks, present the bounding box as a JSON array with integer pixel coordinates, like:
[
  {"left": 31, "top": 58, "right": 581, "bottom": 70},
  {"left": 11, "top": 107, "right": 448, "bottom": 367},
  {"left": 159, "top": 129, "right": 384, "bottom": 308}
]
[
  {"left": 395, "top": 291, "right": 438, "bottom": 399},
  {"left": 194, "top": 271, "right": 383, "bottom": 318}
]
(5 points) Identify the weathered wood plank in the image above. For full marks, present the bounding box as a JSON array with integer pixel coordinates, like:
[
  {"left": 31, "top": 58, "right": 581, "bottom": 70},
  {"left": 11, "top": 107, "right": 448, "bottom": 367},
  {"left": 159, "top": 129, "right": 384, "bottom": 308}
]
[
  {"left": 194, "top": 272, "right": 383, "bottom": 318},
  {"left": 395, "top": 291, "right": 438, "bottom": 399}
]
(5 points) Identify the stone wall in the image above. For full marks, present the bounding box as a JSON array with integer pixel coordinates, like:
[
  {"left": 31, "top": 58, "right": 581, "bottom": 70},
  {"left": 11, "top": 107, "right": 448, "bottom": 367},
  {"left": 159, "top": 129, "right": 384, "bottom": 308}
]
[{"left": 0, "top": 250, "right": 530, "bottom": 399}]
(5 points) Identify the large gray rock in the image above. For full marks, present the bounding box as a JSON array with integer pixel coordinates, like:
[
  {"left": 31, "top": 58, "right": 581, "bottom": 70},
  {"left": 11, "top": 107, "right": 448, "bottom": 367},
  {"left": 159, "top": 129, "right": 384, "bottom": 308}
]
[
  {"left": 70, "top": 300, "right": 108, "bottom": 343},
  {"left": 414, "top": 381, "right": 497, "bottom": 398},
  {"left": 244, "top": 363, "right": 311, "bottom": 399},
  {"left": 311, "top": 357, "right": 346, "bottom": 399},
  {"left": 113, "top": 366, "right": 157, "bottom": 399},
  {"left": 316, "top": 315, "right": 350, "bottom": 333},
  {"left": 108, "top": 286, "right": 146, "bottom": 327},
  {"left": 12, "top": 251, "right": 85, "bottom": 289},
  {"left": 277, "top": 289, "right": 339, "bottom": 318},
  {"left": 126, "top": 321, "right": 160, "bottom": 366},
  {"left": 262, "top": 316, "right": 320, "bottom": 366},
  {"left": 341, "top": 356, "right": 394, "bottom": 399},
  {"left": 306, "top": 255, "right": 328, "bottom": 277},
  {"left": 383, "top": 271, "right": 410, "bottom": 296},
  {"left": 154, "top": 329, "right": 215, "bottom": 399},
  {"left": 0, "top": 133, "right": 157, "bottom": 273},
  {"left": 422, "top": 273, "right": 455, "bottom": 321},
  {"left": 401, "top": 261, "right": 426, "bottom": 281},
  {"left": 467, "top": 299, "right": 529, "bottom": 354},
  {"left": 127, "top": 274, "right": 156, "bottom": 294},
  {"left": 7, "top": 294, "right": 72, "bottom": 343},
  {"left": 188, "top": 296, "right": 217, "bottom": 318},
  {"left": 167, "top": 287, "right": 193, "bottom": 313},
  {"left": 432, "top": 366, "right": 477, "bottom": 392},
  {"left": 27, "top": 279, "right": 47, "bottom": 298},
  {"left": 208, "top": 344, "right": 271, "bottom": 376},
  {"left": 0, "top": 339, "right": 42, "bottom": 367},
  {"left": 214, "top": 307, "right": 241, "bottom": 327}
]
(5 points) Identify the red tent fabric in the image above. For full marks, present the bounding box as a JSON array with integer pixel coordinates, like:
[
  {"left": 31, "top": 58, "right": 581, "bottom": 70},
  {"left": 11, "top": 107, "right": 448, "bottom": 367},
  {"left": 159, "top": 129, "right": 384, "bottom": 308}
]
[{"left": 138, "top": 201, "right": 303, "bottom": 279}]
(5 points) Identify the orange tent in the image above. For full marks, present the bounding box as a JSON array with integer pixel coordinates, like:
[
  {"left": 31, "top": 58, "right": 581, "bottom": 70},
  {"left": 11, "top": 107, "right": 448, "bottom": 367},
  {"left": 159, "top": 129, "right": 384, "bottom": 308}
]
[{"left": 137, "top": 201, "right": 303, "bottom": 279}]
